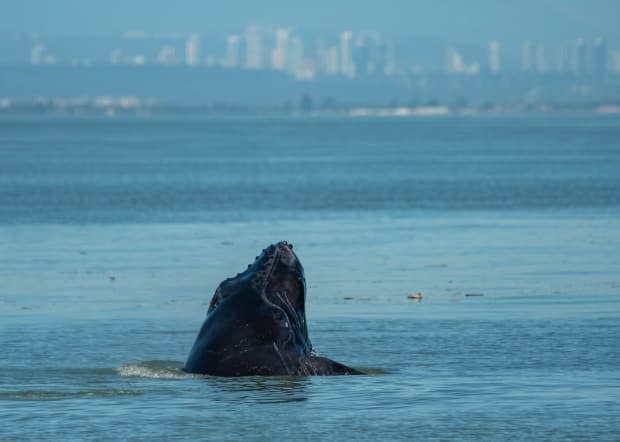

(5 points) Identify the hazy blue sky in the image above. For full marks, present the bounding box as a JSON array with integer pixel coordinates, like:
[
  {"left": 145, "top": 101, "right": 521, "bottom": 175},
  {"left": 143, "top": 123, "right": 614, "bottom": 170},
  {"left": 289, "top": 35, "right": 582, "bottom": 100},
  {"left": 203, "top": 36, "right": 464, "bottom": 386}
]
[{"left": 3, "top": 0, "right": 620, "bottom": 45}]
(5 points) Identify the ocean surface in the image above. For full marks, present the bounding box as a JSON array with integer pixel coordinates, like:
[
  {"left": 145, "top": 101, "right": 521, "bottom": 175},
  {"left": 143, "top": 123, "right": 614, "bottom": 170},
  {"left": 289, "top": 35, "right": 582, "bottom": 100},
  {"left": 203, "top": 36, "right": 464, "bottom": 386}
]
[{"left": 1, "top": 114, "right": 619, "bottom": 440}]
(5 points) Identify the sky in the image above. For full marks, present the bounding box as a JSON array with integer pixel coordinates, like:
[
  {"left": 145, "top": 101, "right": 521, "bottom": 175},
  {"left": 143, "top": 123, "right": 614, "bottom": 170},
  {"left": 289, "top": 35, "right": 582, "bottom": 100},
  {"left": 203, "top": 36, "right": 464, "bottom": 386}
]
[{"left": 2, "top": 0, "right": 620, "bottom": 46}]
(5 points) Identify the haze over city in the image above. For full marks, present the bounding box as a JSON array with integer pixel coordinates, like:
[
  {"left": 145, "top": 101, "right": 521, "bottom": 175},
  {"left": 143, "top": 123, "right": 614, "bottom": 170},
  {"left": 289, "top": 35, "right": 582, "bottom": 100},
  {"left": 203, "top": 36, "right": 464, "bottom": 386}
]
[
  {"left": 1, "top": 0, "right": 619, "bottom": 111},
  {"left": 3, "top": 0, "right": 620, "bottom": 43}
]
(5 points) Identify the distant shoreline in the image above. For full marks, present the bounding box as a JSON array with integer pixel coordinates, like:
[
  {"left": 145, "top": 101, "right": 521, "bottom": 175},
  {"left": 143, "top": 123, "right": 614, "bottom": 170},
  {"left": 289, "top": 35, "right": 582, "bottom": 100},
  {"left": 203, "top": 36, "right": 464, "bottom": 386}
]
[{"left": 1, "top": 101, "right": 619, "bottom": 117}]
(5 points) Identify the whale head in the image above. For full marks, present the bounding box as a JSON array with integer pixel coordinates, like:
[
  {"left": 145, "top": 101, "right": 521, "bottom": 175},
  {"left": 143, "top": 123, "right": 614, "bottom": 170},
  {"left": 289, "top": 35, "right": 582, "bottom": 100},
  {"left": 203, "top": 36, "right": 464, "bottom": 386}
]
[{"left": 184, "top": 241, "right": 362, "bottom": 376}]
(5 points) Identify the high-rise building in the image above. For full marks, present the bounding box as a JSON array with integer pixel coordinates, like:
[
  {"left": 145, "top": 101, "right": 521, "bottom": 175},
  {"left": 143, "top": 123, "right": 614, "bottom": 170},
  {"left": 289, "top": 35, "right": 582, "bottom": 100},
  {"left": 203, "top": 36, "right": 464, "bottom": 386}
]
[
  {"left": 612, "top": 51, "right": 620, "bottom": 74},
  {"left": 324, "top": 46, "right": 339, "bottom": 75},
  {"left": 593, "top": 37, "right": 607, "bottom": 77},
  {"left": 340, "top": 31, "right": 355, "bottom": 78},
  {"left": 488, "top": 40, "right": 500, "bottom": 73},
  {"left": 185, "top": 33, "right": 200, "bottom": 66},
  {"left": 271, "top": 28, "right": 289, "bottom": 71},
  {"left": 30, "top": 44, "right": 45, "bottom": 65},
  {"left": 287, "top": 35, "right": 303, "bottom": 76},
  {"left": 129, "top": 55, "right": 145, "bottom": 65},
  {"left": 245, "top": 26, "right": 262, "bottom": 70},
  {"left": 353, "top": 36, "right": 370, "bottom": 75},
  {"left": 445, "top": 47, "right": 462, "bottom": 73},
  {"left": 157, "top": 46, "right": 177, "bottom": 65},
  {"left": 30, "top": 43, "right": 56, "bottom": 65},
  {"left": 110, "top": 49, "right": 122, "bottom": 65},
  {"left": 445, "top": 47, "right": 478, "bottom": 74},
  {"left": 223, "top": 35, "right": 240, "bottom": 68},
  {"left": 574, "top": 38, "right": 586, "bottom": 74},
  {"left": 383, "top": 41, "right": 396, "bottom": 76},
  {"left": 535, "top": 44, "right": 546, "bottom": 73},
  {"left": 556, "top": 44, "right": 570, "bottom": 73}
]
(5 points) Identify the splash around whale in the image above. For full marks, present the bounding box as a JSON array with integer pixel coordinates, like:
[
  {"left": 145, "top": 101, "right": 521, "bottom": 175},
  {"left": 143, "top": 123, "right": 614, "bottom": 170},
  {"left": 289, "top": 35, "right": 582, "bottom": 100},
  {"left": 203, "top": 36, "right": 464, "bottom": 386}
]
[{"left": 184, "top": 241, "right": 363, "bottom": 376}]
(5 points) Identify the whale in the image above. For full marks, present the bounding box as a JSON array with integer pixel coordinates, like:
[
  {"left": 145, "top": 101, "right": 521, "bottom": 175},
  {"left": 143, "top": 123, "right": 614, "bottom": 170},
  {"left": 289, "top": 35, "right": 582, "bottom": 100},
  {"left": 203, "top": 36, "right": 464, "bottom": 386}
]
[{"left": 184, "top": 241, "right": 362, "bottom": 376}]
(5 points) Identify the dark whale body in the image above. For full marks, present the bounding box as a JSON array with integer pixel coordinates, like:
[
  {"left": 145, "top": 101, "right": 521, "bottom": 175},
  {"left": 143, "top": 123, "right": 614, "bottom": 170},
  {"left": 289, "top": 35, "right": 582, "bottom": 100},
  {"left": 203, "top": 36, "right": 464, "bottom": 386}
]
[{"left": 184, "top": 241, "right": 362, "bottom": 376}]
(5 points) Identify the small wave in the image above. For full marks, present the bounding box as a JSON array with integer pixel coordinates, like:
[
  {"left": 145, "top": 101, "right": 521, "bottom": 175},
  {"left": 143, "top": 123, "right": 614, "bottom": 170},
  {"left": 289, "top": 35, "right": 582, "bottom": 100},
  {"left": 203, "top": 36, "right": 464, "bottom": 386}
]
[
  {"left": 0, "top": 389, "right": 141, "bottom": 401},
  {"left": 116, "top": 360, "right": 188, "bottom": 379}
]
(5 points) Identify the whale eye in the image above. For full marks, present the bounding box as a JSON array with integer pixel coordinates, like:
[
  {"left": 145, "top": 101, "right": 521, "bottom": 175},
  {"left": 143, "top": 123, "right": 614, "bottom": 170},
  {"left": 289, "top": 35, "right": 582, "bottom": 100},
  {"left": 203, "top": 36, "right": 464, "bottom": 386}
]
[
  {"left": 209, "top": 294, "right": 221, "bottom": 311},
  {"left": 208, "top": 285, "right": 228, "bottom": 312}
]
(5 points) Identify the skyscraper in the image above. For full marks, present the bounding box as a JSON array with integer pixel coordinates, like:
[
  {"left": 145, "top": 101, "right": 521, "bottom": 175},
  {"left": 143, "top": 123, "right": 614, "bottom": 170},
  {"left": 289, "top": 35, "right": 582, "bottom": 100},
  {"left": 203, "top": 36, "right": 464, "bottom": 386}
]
[
  {"left": 323, "top": 46, "right": 339, "bottom": 76},
  {"left": 223, "top": 35, "right": 240, "bottom": 68},
  {"left": 445, "top": 47, "right": 467, "bottom": 74},
  {"left": 574, "top": 38, "right": 586, "bottom": 74},
  {"left": 157, "top": 46, "right": 177, "bottom": 65},
  {"left": 340, "top": 31, "right": 355, "bottom": 78},
  {"left": 383, "top": 41, "right": 396, "bottom": 76},
  {"left": 271, "top": 28, "right": 289, "bottom": 71},
  {"left": 593, "top": 37, "right": 607, "bottom": 77},
  {"left": 185, "top": 33, "right": 200, "bottom": 66},
  {"left": 353, "top": 36, "right": 370, "bottom": 75},
  {"left": 245, "top": 26, "right": 262, "bottom": 70},
  {"left": 488, "top": 40, "right": 500, "bottom": 73},
  {"left": 30, "top": 44, "right": 45, "bottom": 65},
  {"left": 109, "top": 49, "right": 122, "bottom": 65},
  {"left": 613, "top": 51, "right": 620, "bottom": 74},
  {"left": 287, "top": 35, "right": 303, "bottom": 76},
  {"left": 556, "top": 44, "right": 571, "bottom": 73}
]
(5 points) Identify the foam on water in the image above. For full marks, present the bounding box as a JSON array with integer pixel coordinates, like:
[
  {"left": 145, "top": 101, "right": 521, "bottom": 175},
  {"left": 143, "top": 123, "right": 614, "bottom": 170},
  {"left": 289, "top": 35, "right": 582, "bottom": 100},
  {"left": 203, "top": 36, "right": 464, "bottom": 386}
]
[{"left": 116, "top": 360, "right": 189, "bottom": 379}]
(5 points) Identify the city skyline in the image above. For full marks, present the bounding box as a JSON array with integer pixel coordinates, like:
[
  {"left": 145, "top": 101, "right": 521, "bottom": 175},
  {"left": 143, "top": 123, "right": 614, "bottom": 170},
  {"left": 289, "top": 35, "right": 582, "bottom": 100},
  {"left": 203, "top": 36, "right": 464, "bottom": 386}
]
[
  {"left": 16, "top": 26, "right": 620, "bottom": 80},
  {"left": 2, "top": 4, "right": 620, "bottom": 110}
]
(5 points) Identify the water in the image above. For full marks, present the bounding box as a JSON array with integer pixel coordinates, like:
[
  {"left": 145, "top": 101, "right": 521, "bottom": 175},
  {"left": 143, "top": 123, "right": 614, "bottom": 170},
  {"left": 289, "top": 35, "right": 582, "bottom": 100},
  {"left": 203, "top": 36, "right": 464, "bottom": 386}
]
[{"left": 1, "top": 114, "right": 619, "bottom": 440}]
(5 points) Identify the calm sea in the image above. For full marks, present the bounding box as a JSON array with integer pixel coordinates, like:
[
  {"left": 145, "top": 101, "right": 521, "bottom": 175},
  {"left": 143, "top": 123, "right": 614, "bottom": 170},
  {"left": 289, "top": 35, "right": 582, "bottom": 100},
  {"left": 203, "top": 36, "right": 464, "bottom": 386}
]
[{"left": 1, "top": 114, "right": 619, "bottom": 440}]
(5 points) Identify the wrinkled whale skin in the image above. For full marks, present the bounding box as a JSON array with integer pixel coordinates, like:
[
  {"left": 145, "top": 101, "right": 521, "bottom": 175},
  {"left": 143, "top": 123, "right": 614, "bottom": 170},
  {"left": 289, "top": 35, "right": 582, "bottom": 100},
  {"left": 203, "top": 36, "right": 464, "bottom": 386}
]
[{"left": 184, "top": 241, "right": 362, "bottom": 376}]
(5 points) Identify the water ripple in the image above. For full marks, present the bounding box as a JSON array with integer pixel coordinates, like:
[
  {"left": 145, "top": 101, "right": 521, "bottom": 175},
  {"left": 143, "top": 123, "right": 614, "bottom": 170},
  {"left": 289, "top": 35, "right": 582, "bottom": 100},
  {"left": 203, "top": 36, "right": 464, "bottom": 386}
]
[{"left": 0, "top": 389, "right": 141, "bottom": 401}]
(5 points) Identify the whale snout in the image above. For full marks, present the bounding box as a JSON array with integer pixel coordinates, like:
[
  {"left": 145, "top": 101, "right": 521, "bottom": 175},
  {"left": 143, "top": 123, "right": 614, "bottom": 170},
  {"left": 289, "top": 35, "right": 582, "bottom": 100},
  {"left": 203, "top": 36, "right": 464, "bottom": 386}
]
[
  {"left": 273, "top": 241, "right": 299, "bottom": 267},
  {"left": 250, "top": 241, "right": 303, "bottom": 290}
]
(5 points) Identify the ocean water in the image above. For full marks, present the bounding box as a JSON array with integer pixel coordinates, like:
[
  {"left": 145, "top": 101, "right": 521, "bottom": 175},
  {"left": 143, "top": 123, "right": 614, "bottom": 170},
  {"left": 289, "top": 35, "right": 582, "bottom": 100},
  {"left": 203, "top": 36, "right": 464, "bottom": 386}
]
[{"left": 1, "top": 114, "right": 619, "bottom": 440}]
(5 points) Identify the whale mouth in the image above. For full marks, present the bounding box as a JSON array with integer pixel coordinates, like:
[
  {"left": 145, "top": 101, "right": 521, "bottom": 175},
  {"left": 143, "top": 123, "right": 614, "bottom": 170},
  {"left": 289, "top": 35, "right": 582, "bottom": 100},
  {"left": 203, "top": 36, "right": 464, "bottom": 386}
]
[
  {"left": 261, "top": 242, "right": 309, "bottom": 350},
  {"left": 255, "top": 242, "right": 309, "bottom": 349}
]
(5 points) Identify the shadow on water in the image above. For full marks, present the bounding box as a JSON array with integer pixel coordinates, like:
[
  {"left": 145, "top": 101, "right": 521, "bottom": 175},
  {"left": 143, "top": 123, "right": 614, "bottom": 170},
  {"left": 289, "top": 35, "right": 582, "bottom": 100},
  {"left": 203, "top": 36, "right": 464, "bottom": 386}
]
[
  {"left": 202, "top": 376, "right": 311, "bottom": 404},
  {"left": 350, "top": 366, "right": 388, "bottom": 375}
]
